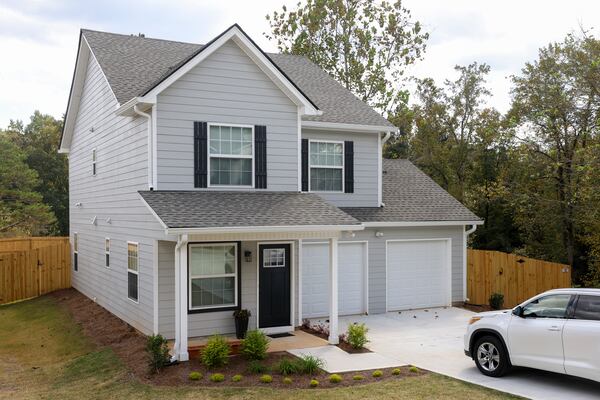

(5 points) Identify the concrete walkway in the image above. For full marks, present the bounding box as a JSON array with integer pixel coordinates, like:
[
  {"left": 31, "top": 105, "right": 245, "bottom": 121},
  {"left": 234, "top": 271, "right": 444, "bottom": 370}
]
[
  {"left": 340, "top": 308, "right": 600, "bottom": 400},
  {"left": 288, "top": 345, "right": 400, "bottom": 373}
]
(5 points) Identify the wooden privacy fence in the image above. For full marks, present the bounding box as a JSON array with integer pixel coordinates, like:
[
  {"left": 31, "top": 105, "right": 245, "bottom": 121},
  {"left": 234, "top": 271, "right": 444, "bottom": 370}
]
[
  {"left": 467, "top": 249, "right": 571, "bottom": 308},
  {"left": 0, "top": 237, "right": 71, "bottom": 305}
]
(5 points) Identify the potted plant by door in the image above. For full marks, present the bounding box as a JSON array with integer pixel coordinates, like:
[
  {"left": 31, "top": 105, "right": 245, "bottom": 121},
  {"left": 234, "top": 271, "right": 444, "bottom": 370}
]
[{"left": 233, "top": 309, "right": 251, "bottom": 339}]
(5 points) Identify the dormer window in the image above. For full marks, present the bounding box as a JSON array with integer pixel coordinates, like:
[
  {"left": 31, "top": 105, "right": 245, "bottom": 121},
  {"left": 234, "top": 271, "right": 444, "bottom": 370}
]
[{"left": 208, "top": 124, "right": 254, "bottom": 187}]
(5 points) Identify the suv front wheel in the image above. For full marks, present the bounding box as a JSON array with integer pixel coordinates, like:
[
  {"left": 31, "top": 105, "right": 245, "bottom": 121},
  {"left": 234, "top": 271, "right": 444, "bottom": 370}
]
[{"left": 473, "top": 335, "right": 510, "bottom": 377}]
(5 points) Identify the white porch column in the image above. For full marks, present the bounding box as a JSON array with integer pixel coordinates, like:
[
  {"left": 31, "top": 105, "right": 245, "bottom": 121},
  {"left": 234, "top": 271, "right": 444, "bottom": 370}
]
[
  {"left": 328, "top": 237, "right": 339, "bottom": 344},
  {"left": 173, "top": 235, "right": 189, "bottom": 361}
]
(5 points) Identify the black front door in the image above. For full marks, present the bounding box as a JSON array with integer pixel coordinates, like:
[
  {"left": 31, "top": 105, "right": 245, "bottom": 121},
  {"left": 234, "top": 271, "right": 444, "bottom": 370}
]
[{"left": 259, "top": 243, "right": 291, "bottom": 328}]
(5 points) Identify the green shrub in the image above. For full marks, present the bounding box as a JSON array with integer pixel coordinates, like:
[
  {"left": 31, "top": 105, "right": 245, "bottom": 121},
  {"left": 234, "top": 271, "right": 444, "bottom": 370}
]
[
  {"left": 231, "top": 374, "right": 243, "bottom": 382},
  {"left": 297, "top": 355, "right": 324, "bottom": 375},
  {"left": 409, "top": 366, "right": 419, "bottom": 373},
  {"left": 346, "top": 323, "right": 369, "bottom": 349},
  {"left": 489, "top": 293, "right": 505, "bottom": 310},
  {"left": 352, "top": 374, "right": 364, "bottom": 380},
  {"left": 146, "top": 334, "right": 171, "bottom": 373},
  {"left": 329, "top": 373, "right": 342, "bottom": 383},
  {"left": 283, "top": 377, "right": 293, "bottom": 384},
  {"left": 372, "top": 370, "right": 383, "bottom": 378},
  {"left": 209, "top": 373, "right": 225, "bottom": 382},
  {"left": 275, "top": 357, "right": 299, "bottom": 375},
  {"left": 240, "top": 330, "right": 269, "bottom": 360},
  {"left": 188, "top": 371, "right": 202, "bottom": 381},
  {"left": 260, "top": 374, "right": 273, "bottom": 383},
  {"left": 309, "top": 379, "right": 319, "bottom": 388},
  {"left": 201, "top": 335, "right": 230, "bottom": 368},
  {"left": 247, "top": 360, "right": 268, "bottom": 374},
  {"left": 392, "top": 368, "right": 401, "bottom": 375}
]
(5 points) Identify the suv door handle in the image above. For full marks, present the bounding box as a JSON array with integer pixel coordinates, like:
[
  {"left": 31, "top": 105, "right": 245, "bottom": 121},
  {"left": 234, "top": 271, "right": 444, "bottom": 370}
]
[{"left": 548, "top": 326, "right": 561, "bottom": 331}]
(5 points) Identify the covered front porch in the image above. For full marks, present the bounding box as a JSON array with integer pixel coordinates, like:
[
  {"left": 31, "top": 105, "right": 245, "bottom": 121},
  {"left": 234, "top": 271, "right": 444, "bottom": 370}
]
[{"left": 139, "top": 189, "right": 363, "bottom": 362}]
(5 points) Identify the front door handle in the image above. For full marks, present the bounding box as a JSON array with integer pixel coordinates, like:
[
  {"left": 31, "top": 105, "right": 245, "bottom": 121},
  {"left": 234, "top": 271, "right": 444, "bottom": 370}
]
[{"left": 548, "top": 326, "right": 561, "bottom": 331}]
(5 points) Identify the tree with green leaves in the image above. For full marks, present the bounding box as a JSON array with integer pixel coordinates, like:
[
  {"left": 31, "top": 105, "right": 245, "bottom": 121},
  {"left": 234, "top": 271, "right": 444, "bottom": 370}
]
[
  {"left": 0, "top": 133, "right": 56, "bottom": 237},
  {"left": 5, "top": 112, "right": 69, "bottom": 235},
  {"left": 265, "top": 0, "right": 428, "bottom": 112}
]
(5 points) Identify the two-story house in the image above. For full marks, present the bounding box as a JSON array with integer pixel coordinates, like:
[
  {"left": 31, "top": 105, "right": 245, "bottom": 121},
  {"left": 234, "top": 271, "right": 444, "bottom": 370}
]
[{"left": 59, "top": 24, "right": 482, "bottom": 361}]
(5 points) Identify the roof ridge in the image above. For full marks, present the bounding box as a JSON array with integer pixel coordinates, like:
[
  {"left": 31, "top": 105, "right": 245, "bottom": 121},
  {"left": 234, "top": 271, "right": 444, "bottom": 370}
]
[{"left": 81, "top": 28, "right": 203, "bottom": 47}]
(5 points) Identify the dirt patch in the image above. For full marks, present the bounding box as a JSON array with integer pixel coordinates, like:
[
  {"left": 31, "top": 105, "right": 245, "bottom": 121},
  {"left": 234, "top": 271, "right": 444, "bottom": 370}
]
[
  {"left": 299, "top": 326, "right": 372, "bottom": 354},
  {"left": 460, "top": 303, "right": 494, "bottom": 313},
  {"left": 48, "top": 288, "right": 150, "bottom": 381},
  {"left": 48, "top": 288, "right": 427, "bottom": 389}
]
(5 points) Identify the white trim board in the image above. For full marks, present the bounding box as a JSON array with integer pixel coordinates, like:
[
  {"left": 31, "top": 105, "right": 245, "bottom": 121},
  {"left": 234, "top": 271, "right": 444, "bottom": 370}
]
[
  {"left": 364, "top": 220, "right": 484, "bottom": 228},
  {"left": 302, "top": 120, "right": 396, "bottom": 134}
]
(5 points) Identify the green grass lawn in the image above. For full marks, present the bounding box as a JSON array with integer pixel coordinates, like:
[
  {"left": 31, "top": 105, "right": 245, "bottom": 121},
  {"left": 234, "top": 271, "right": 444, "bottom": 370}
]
[{"left": 0, "top": 295, "right": 521, "bottom": 400}]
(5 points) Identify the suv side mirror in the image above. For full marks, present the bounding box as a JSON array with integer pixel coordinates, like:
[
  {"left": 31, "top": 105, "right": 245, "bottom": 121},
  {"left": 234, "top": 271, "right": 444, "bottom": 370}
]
[{"left": 512, "top": 306, "right": 523, "bottom": 318}]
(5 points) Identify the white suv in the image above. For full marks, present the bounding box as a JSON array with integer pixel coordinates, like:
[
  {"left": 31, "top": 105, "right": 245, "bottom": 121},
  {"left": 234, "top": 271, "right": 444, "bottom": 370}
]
[{"left": 464, "top": 289, "right": 600, "bottom": 382}]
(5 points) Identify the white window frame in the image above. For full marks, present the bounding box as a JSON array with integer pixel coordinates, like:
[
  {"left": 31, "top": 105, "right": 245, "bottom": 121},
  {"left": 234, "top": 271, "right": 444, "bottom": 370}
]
[
  {"left": 105, "top": 238, "right": 110, "bottom": 268},
  {"left": 127, "top": 241, "right": 139, "bottom": 304},
  {"left": 207, "top": 123, "right": 255, "bottom": 188},
  {"left": 188, "top": 242, "right": 239, "bottom": 311},
  {"left": 73, "top": 233, "right": 78, "bottom": 272},
  {"left": 92, "top": 148, "right": 97, "bottom": 176},
  {"left": 308, "top": 139, "right": 344, "bottom": 193}
]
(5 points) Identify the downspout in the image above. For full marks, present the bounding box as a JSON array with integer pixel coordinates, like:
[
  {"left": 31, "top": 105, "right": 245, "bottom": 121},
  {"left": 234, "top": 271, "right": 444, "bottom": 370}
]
[
  {"left": 133, "top": 105, "right": 154, "bottom": 190},
  {"left": 463, "top": 224, "right": 478, "bottom": 302},
  {"left": 378, "top": 131, "right": 392, "bottom": 207}
]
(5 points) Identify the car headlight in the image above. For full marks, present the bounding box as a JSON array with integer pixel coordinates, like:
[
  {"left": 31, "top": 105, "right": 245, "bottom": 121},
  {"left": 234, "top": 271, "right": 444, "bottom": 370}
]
[{"left": 468, "top": 316, "right": 482, "bottom": 325}]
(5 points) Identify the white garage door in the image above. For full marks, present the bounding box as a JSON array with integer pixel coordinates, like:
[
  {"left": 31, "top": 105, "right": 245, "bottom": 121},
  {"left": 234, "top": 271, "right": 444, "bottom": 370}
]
[
  {"left": 302, "top": 242, "right": 366, "bottom": 318},
  {"left": 386, "top": 240, "right": 450, "bottom": 311}
]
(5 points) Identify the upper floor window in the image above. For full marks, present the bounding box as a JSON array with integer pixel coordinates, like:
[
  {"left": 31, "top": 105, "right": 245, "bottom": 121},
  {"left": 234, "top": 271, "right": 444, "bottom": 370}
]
[
  {"left": 92, "top": 149, "right": 97, "bottom": 176},
  {"left": 127, "top": 242, "right": 139, "bottom": 303},
  {"left": 209, "top": 124, "right": 253, "bottom": 187},
  {"left": 309, "top": 141, "right": 343, "bottom": 192},
  {"left": 105, "top": 238, "right": 110, "bottom": 268}
]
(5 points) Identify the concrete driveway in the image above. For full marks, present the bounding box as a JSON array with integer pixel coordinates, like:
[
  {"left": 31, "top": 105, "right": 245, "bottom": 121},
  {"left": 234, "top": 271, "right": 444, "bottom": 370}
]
[{"left": 340, "top": 308, "right": 600, "bottom": 400}]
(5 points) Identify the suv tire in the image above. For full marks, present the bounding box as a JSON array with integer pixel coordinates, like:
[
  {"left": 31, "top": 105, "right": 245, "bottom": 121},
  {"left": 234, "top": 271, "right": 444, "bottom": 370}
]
[{"left": 473, "top": 335, "right": 510, "bottom": 377}]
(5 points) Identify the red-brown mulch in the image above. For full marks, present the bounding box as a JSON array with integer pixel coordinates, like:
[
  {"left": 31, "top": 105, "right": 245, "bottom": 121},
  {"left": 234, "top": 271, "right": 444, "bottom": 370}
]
[
  {"left": 460, "top": 303, "right": 494, "bottom": 313},
  {"left": 299, "top": 326, "right": 372, "bottom": 354},
  {"left": 47, "top": 288, "right": 427, "bottom": 388}
]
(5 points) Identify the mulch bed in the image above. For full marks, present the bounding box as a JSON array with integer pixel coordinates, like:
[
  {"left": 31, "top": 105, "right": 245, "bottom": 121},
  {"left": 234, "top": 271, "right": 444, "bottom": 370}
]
[
  {"left": 460, "top": 303, "right": 494, "bottom": 313},
  {"left": 48, "top": 288, "right": 427, "bottom": 388},
  {"left": 299, "top": 326, "right": 372, "bottom": 354}
]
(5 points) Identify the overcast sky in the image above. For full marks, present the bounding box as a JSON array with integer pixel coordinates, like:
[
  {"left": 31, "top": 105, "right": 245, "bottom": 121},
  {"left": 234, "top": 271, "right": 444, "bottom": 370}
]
[{"left": 0, "top": 0, "right": 598, "bottom": 128}]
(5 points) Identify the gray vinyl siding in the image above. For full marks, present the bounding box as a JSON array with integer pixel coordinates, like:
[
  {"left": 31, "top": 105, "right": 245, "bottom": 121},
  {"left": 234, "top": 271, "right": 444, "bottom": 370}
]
[
  {"left": 69, "top": 52, "right": 165, "bottom": 335},
  {"left": 302, "top": 129, "right": 379, "bottom": 207},
  {"left": 158, "top": 240, "right": 300, "bottom": 339},
  {"left": 155, "top": 39, "right": 299, "bottom": 191},
  {"left": 340, "top": 226, "right": 464, "bottom": 314}
]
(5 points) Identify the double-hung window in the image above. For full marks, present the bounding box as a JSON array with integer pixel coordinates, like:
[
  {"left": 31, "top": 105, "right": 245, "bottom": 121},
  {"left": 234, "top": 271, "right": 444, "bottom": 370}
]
[
  {"left": 105, "top": 238, "right": 110, "bottom": 268},
  {"left": 73, "top": 233, "right": 78, "bottom": 271},
  {"left": 127, "top": 242, "right": 139, "bottom": 302},
  {"left": 209, "top": 124, "right": 253, "bottom": 187},
  {"left": 189, "top": 243, "right": 238, "bottom": 311},
  {"left": 92, "top": 149, "right": 97, "bottom": 176},
  {"left": 309, "top": 141, "right": 344, "bottom": 192}
]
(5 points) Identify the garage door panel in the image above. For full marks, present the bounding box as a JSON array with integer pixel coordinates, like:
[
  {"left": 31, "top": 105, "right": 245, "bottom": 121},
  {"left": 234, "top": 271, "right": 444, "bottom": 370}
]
[
  {"left": 302, "top": 242, "right": 366, "bottom": 318},
  {"left": 387, "top": 240, "right": 449, "bottom": 311}
]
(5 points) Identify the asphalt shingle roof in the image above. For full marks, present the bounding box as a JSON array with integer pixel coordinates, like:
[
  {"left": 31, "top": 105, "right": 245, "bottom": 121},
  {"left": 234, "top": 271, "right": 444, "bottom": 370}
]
[
  {"left": 342, "top": 159, "right": 481, "bottom": 223},
  {"left": 139, "top": 191, "right": 361, "bottom": 229},
  {"left": 81, "top": 28, "right": 394, "bottom": 128}
]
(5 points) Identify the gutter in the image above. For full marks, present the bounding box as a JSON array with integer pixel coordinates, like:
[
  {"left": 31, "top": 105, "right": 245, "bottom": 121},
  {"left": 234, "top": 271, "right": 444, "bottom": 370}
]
[
  {"left": 165, "top": 224, "right": 365, "bottom": 236},
  {"left": 133, "top": 105, "right": 154, "bottom": 190}
]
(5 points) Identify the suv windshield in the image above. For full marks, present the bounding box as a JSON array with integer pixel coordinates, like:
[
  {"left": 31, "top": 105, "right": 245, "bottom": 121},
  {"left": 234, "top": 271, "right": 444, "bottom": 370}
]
[{"left": 522, "top": 294, "right": 571, "bottom": 318}]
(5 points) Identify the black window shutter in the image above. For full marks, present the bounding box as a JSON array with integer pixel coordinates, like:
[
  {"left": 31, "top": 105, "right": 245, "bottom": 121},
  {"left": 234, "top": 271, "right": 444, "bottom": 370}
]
[
  {"left": 344, "top": 141, "right": 354, "bottom": 193},
  {"left": 301, "top": 139, "right": 309, "bottom": 192},
  {"left": 255, "top": 125, "right": 267, "bottom": 189},
  {"left": 194, "top": 121, "right": 208, "bottom": 188}
]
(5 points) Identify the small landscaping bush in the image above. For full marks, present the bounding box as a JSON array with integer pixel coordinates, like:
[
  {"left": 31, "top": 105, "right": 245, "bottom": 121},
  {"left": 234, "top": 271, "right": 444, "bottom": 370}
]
[
  {"left": 392, "top": 368, "right": 401, "bottom": 375},
  {"left": 352, "top": 374, "right": 364, "bottom": 380},
  {"left": 275, "top": 357, "right": 299, "bottom": 375},
  {"left": 372, "top": 370, "right": 383, "bottom": 378},
  {"left": 329, "top": 373, "right": 342, "bottom": 383},
  {"left": 201, "top": 335, "right": 231, "bottom": 368},
  {"left": 346, "top": 323, "right": 369, "bottom": 349},
  {"left": 489, "top": 293, "right": 505, "bottom": 310},
  {"left": 240, "top": 330, "right": 269, "bottom": 360},
  {"left": 283, "top": 377, "right": 293, "bottom": 384},
  {"left": 260, "top": 374, "right": 273, "bottom": 383},
  {"left": 210, "top": 373, "right": 225, "bottom": 382},
  {"left": 409, "top": 366, "right": 420, "bottom": 373},
  {"left": 247, "top": 360, "right": 268, "bottom": 374},
  {"left": 231, "top": 374, "right": 243, "bottom": 382},
  {"left": 146, "top": 334, "right": 171, "bottom": 373},
  {"left": 297, "top": 355, "right": 324, "bottom": 375},
  {"left": 309, "top": 379, "right": 319, "bottom": 388},
  {"left": 188, "top": 371, "right": 202, "bottom": 381}
]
